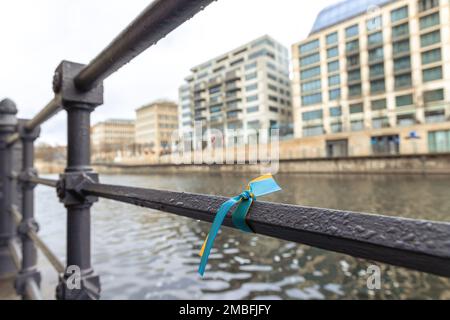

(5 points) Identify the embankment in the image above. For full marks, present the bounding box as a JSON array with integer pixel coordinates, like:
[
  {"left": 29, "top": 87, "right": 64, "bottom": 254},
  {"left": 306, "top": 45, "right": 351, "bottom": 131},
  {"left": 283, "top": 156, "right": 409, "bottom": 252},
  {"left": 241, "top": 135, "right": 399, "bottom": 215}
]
[{"left": 91, "top": 153, "right": 450, "bottom": 175}]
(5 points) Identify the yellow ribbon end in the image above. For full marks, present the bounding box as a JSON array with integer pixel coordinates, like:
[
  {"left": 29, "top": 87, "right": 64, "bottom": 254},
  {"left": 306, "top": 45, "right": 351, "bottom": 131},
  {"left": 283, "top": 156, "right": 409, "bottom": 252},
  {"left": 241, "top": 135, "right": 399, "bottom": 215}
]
[
  {"left": 199, "top": 235, "right": 208, "bottom": 257},
  {"left": 247, "top": 173, "right": 274, "bottom": 188}
]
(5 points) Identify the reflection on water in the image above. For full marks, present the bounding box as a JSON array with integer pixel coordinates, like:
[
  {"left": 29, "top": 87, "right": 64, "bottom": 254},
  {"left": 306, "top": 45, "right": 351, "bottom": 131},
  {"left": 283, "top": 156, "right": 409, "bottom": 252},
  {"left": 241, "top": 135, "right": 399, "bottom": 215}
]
[{"left": 35, "top": 173, "right": 450, "bottom": 299}]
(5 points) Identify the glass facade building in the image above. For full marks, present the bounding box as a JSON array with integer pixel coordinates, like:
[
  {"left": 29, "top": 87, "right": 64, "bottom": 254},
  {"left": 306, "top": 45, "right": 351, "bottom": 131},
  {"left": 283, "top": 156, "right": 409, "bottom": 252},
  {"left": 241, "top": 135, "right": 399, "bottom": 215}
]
[
  {"left": 291, "top": 0, "right": 450, "bottom": 156},
  {"left": 179, "top": 35, "right": 293, "bottom": 139}
]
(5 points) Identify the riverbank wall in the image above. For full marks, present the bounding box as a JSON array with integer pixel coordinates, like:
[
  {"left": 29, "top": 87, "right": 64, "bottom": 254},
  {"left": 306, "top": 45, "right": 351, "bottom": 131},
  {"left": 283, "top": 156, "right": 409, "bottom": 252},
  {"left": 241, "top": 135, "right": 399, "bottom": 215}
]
[{"left": 89, "top": 153, "right": 450, "bottom": 175}]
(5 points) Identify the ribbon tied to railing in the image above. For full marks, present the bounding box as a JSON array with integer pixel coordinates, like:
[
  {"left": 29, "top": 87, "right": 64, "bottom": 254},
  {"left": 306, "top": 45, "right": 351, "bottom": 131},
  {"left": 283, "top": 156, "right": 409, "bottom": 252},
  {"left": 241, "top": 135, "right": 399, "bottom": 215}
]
[{"left": 198, "top": 174, "right": 282, "bottom": 276}]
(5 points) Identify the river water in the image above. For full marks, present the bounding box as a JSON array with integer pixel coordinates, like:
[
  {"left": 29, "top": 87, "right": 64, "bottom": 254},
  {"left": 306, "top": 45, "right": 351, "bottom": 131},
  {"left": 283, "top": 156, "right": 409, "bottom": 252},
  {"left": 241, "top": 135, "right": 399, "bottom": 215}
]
[{"left": 35, "top": 173, "right": 450, "bottom": 300}]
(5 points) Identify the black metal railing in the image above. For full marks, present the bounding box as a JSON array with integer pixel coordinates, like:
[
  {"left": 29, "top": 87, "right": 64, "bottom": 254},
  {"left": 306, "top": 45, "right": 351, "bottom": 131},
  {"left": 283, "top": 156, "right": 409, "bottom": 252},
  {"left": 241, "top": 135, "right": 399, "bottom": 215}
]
[{"left": 0, "top": 0, "right": 449, "bottom": 300}]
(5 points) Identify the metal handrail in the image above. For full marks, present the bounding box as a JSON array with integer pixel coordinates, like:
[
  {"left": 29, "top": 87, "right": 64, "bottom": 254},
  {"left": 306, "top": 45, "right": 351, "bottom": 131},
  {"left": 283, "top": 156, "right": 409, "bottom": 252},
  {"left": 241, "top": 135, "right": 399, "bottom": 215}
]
[
  {"left": 81, "top": 182, "right": 450, "bottom": 278},
  {"left": 74, "top": 0, "right": 216, "bottom": 91},
  {"left": 11, "top": 206, "right": 65, "bottom": 274},
  {"left": 1, "top": 0, "right": 449, "bottom": 301},
  {"left": 17, "top": 0, "right": 216, "bottom": 133},
  {"left": 28, "top": 176, "right": 58, "bottom": 188},
  {"left": 22, "top": 175, "right": 450, "bottom": 277}
]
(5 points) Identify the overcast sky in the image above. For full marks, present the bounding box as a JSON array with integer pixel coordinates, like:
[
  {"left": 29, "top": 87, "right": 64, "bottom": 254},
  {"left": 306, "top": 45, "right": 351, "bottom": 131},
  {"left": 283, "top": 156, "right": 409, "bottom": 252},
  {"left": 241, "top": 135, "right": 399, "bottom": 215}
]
[{"left": 0, "top": 0, "right": 336, "bottom": 145}]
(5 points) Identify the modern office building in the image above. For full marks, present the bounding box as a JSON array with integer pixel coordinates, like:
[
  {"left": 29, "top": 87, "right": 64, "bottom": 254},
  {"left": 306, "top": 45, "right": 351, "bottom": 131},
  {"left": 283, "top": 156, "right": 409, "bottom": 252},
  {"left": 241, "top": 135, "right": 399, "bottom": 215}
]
[
  {"left": 91, "top": 119, "right": 135, "bottom": 152},
  {"left": 179, "top": 35, "right": 293, "bottom": 140},
  {"left": 292, "top": 0, "right": 450, "bottom": 157},
  {"left": 135, "top": 101, "right": 178, "bottom": 155}
]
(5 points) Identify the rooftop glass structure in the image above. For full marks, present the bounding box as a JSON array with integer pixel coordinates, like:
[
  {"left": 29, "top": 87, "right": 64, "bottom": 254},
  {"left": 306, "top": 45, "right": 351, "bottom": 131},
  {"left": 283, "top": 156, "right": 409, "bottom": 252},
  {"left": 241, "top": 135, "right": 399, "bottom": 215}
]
[{"left": 310, "top": 0, "right": 395, "bottom": 35}]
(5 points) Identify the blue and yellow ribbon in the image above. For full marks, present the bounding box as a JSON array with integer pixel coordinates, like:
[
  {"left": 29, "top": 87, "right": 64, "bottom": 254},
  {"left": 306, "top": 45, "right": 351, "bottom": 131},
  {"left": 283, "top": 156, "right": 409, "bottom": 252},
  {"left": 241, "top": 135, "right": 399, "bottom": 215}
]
[{"left": 198, "top": 174, "right": 281, "bottom": 276}]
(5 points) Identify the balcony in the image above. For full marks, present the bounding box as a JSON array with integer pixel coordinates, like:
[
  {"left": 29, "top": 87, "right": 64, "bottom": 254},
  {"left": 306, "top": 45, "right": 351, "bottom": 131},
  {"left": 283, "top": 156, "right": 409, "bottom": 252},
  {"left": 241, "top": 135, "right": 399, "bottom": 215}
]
[
  {"left": 193, "top": 92, "right": 206, "bottom": 102},
  {"left": 226, "top": 111, "right": 242, "bottom": 121},
  {"left": 225, "top": 92, "right": 242, "bottom": 101},
  {"left": 225, "top": 70, "right": 241, "bottom": 81},
  {"left": 194, "top": 101, "right": 207, "bottom": 110},
  {"left": 210, "top": 115, "right": 224, "bottom": 124},
  {"left": 225, "top": 82, "right": 241, "bottom": 92},
  {"left": 193, "top": 82, "right": 206, "bottom": 92},
  {"left": 208, "top": 76, "right": 222, "bottom": 87}
]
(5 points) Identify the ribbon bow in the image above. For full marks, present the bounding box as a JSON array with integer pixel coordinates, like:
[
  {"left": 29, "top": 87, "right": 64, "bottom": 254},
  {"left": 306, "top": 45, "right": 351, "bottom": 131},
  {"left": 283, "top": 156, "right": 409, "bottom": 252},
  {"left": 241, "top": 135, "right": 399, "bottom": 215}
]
[{"left": 198, "top": 174, "right": 281, "bottom": 276}]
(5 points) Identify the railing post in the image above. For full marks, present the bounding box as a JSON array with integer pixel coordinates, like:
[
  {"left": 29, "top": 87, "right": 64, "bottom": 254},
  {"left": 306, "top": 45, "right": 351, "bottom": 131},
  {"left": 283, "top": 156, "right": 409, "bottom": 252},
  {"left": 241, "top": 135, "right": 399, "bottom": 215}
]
[
  {"left": 14, "top": 120, "right": 41, "bottom": 298},
  {"left": 0, "top": 99, "right": 18, "bottom": 277},
  {"left": 54, "top": 61, "right": 103, "bottom": 300}
]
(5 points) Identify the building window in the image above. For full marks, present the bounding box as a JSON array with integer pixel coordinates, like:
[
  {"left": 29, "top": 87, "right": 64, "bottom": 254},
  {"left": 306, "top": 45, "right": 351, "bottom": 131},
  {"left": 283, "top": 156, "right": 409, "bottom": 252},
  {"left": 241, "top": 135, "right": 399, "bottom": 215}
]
[
  {"left": 423, "top": 66, "right": 443, "bottom": 82},
  {"left": 396, "top": 94, "right": 414, "bottom": 107},
  {"left": 424, "top": 88, "right": 444, "bottom": 103},
  {"left": 300, "top": 52, "right": 321, "bottom": 67},
  {"left": 326, "top": 32, "right": 338, "bottom": 45},
  {"left": 368, "top": 32, "right": 383, "bottom": 47},
  {"left": 268, "top": 95, "right": 278, "bottom": 102},
  {"left": 246, "top": 83, "right": 258, "bottom": 92},
  {"left": 350, "top": 103, "right": 364, "bottom": 114},
  {"left": 394, "top": 56, "right": 411, "bottom": 72},
  {"left": 420, "top": 30, "right": 440, "bottom": 47},
  {"left": 391, "top": 6, "right": 408, "bottom": 22},
  {"left": 247, "top": 120, "right": 260, "bottom": 130},
  {"left": 246, "top": 106, "right": 259, "bottom": 113},
  {"left": 328, "top": 60, "right": 340, "bottom": 73},
  {"left": 301, "top": 79, "right": 321, "bottom": 93},
  {"left": 249, "top": 48, "right": 275, "bottom": 60},
  {"left": 230, "top": 58, "right": 244, "bottom": 67},
  {"left": 301, "top": 66, "right": 321, "bottom": 80},
  {"left": 351, "top": 120, "right": 364, "bottom": 131},
  {"left": 347, "top": 54, "right": 360, "bottom": 68},
  {"left": 392, "top": 23, "right": 409, "bottom": 39},
  {"left": 348, "top": 84, "right": 362, "bottom": 97},
  {"left": 370, "top": 79, "right": 385, "bottom": 93},
  {"left": 346, "top": 40, "right": 359, "bottom": 53},
  {"left": 348, "top": 69, "right": 361, "bottom": 82},
  {"left": 209, "top": 85, "right": 221, "bottom": 95},
  {"left": 302, "top": 93, "right": 322, "bottom": 106},
  {"left": 369, "top": 47, "right": 384, "bottom": 61},
  {"left": 421, "top": 48, "right": 441, "bottom": 64},
  {"left": 330, "top": 123, "right": 343, "bottom": 134},
  {"left": 395, "top": 73, "right": 412, "bottom": 89},
  {"left": 328, "top": 75, "right": 340, "bottom": 87},
  {"left": 329, "top": 89, "right": 341, "bottom": 101},
  {"left": 330, "top": 106, "right": 342, "bottom": 117},
  {"left": 302, "top": 110, "right": 323, "bottom": 121},
  {"left": 303, "top": 125, "right": 324, "bottom": 137},
  {"left": 245, "top": 72, "right": 258, "bottom": 81},
  {"left": 299, "top": 39, "right": 320, "bottom": 54},
  {"left": 426, "top": 110, "right": 445, "bottom": 123},
  {"left": 369, "top": 63, "right": 384, "bottom": 78},
  {"left": 268, "top": 84, "right": 278, "bottom": 92},
  {"left": 371, "top": 135, "right": 400, "bottom": 155},
  {"left": 269, "top": 106, "right": 279, "bottom": 113},
  {"left": 372, "top": 117, "right": 390, "bottom": 129},
  {"left": 268, "top": 73, "right": 277, "bottom": 81},
  {"left": 419, "top": 12, "right": 440, "bottom": 30},
  {"left": 367, "top": 16, "right": 382, "bottom": 32},
  {"left": 246, "top": 95, "right": 258, "bottom": 102},
  {"left": 371, "top": 99, "right": 387, "bottom": 110},
  {"left": 428, "top": 129, "right": 450, "bottom": 153},
  {"left": 210, "top": 105, "right": 222, "bottom": 113},
  {"left": 397, "top": 114, "right": 416, "bottom": 127},
  {"left": 418, "top": 0, "right": 440, "bottom": 12},
  {"left": 327, "top": 47, "right": 339, "bottom": 59},
  {"left": 327, "top": 139, "right": 348, "bottom": 156},
  {"left": 245, "top": 62, "right": 257, "bottom": 70},
  {"left": 392, "top": 40, "right": 410, "bottom": 55},
  {"left": 345, "top": 24, "right": 359, "bottom": 38}
]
